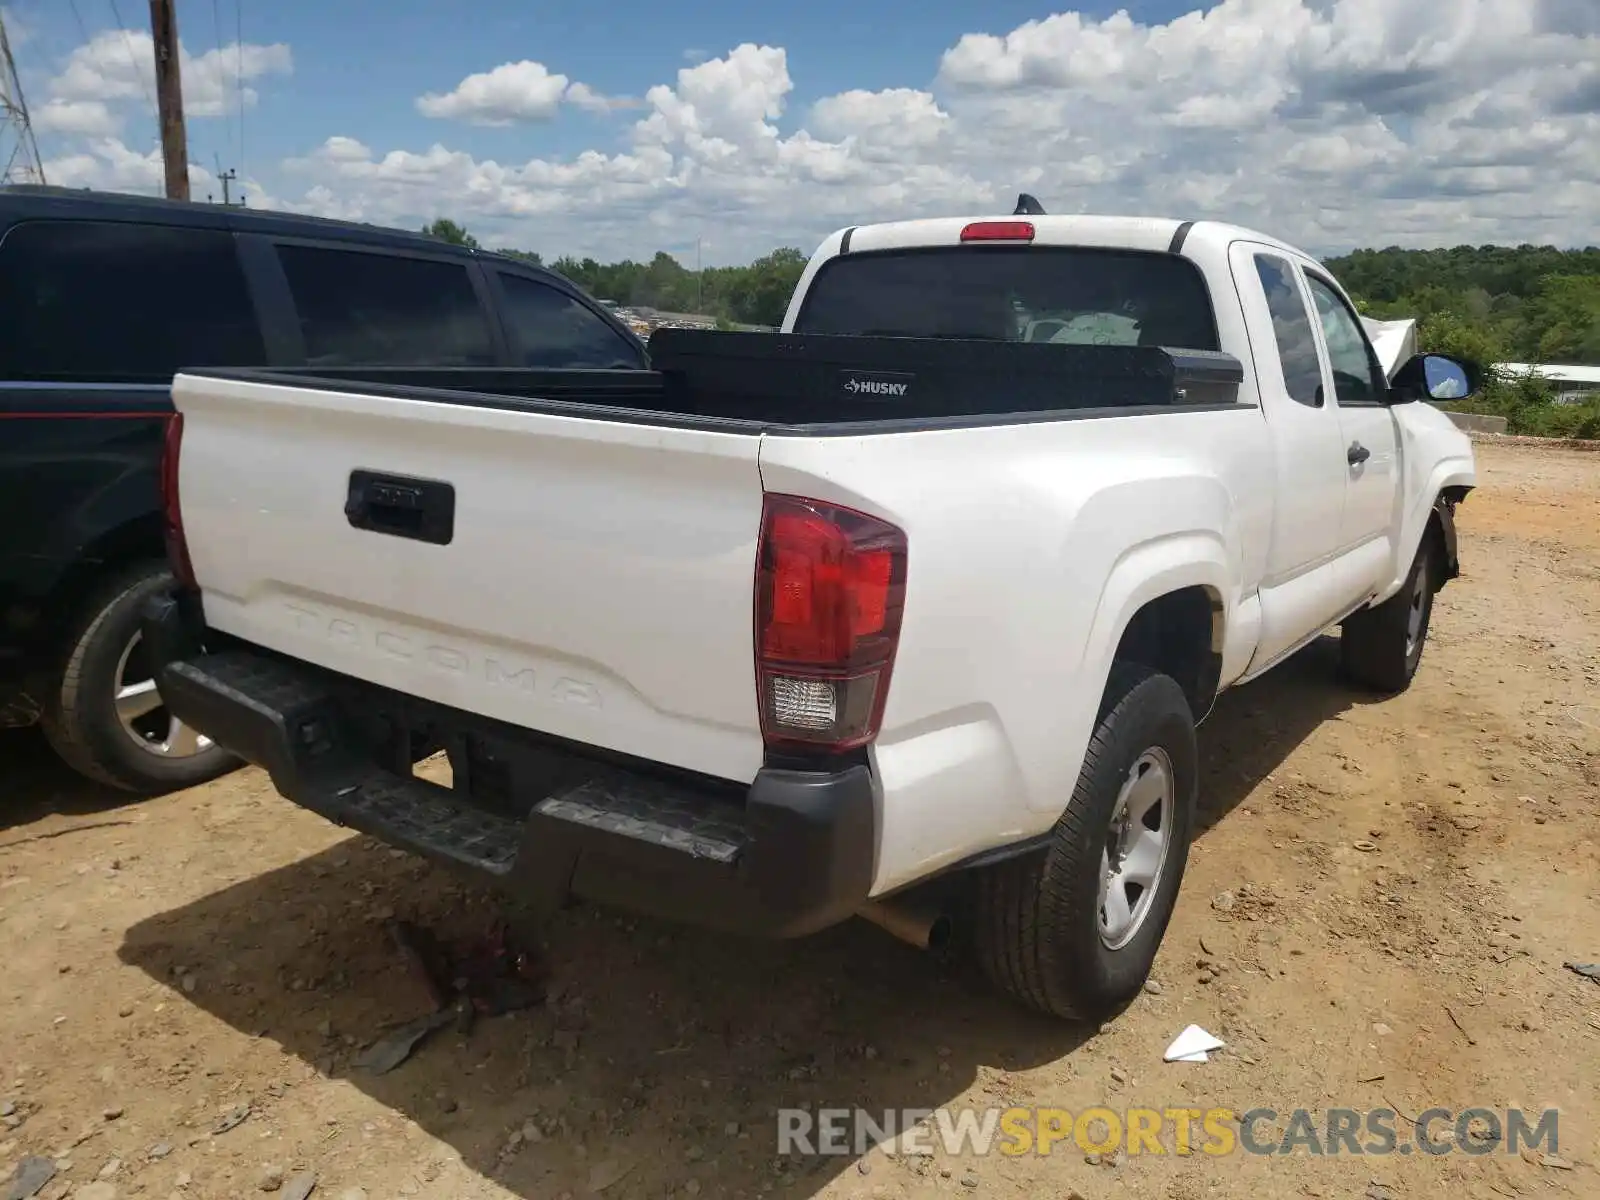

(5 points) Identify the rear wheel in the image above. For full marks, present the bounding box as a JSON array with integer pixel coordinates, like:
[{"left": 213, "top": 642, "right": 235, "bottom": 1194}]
[
  {"left": 1341, "top": 537, "right": 1435, "bottom": 693},
  {"left": 971, "top": 663, "right": 1198, "bottom": 1021},
  {"left": 40, "top": 563, "right": 239, "bottom": 793}
]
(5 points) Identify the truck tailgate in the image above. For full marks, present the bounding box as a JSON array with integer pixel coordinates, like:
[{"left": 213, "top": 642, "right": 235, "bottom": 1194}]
[{"left": 172, "top": 373, "right": 767, "bottom": 783}]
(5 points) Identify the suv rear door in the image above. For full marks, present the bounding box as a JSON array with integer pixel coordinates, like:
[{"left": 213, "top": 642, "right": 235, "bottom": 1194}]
[
  {"left": 238, "top": 234, "right": 506, "bottom": 368},
  {"left": 0, "top": 216, "right": 271, "bottom": 599},
  {"left": 0, "top": 218, "right": 269, "bottom": 384}
]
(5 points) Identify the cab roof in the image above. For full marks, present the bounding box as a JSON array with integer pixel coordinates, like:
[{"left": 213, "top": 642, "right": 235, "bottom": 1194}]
[{"left": 828, "top": 213, "right": 1321, "bottom": 268}]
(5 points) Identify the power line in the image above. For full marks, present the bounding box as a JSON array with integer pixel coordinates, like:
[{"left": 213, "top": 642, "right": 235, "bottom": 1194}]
[
  {"left": 67, "top": 0, "right": 94, "bottom": 47},
  {"left": 61, "top": 0, "right": 96, "bottom": 165},
  {"left": 235, "top": 0, "right": 244, "bottom": 182},
  {"left": 106, "top": 0, "right": 159, "bottom": 136},
  {"left": 210, "top": 0, "right": 232, "bottom": 164}
]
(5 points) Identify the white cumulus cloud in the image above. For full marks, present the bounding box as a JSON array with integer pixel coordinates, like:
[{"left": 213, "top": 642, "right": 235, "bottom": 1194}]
[
  {"left": 45, "top": 29, "right": 291, "bottom": 122},
  {"left": 32, "top": 98, "right": 121, "bottom": 138},
  {"left": 278, "top": 44, "right": 995, "bottom": 257},
  {"left": 37, "top": 1, "right": 1600, "bottom": 264},
  {"left": 417, "top": 60, "right": 629, "bottom": 124},
  {"left": 40, "top": 136, "right": 218, "bottom": 195}
]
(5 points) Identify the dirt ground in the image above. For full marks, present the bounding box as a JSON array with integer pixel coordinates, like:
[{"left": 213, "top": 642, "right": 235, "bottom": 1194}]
[{"left": 3, "top": 440, "right": 1596, "bottom": 1200}]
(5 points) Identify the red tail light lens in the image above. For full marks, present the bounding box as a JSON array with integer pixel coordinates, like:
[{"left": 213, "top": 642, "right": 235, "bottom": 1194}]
[
  {"left": 161, "top": 412, "right": 196, "bottom": 590},
  {"left": 959, "top": 220, "right": 1035, "bottom": 243},
  {"left": 755, "top": 495, "right": 907, "bottom": 750}
]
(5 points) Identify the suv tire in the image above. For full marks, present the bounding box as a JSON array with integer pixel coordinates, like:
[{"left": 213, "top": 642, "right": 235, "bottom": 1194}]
[{"left": 40, "top": 562, "right": 239, "bottom": 793}]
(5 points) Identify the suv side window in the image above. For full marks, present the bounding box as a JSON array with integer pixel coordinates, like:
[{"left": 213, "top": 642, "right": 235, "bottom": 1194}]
[
  {"left": 275, "top": 244, "right": 495, "bottom": 367},
  {"left": 1304, "top": 273, "right": 1388, "bottom": 406},
  {"left": 1253, "top": 254, "right": 1324, "bottom": 408},
  {"left": 0, "top": 220, "right": 264, "bottom": 382},
  {"left": 496, "top": 272, "right": 644, "bottom": 368}
]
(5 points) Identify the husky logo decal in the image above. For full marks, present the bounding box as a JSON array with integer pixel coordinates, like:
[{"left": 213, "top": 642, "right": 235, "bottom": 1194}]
[{"left": 839, "top": 371, "right": 913, "bottom": 399}]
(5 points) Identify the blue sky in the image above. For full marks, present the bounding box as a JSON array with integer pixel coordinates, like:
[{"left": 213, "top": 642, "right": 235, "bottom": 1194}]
[
  {"left": 7, "top": 0, "right": 1598, "bottom": 263},
  {"left": 19, "top": 0, "right": 1194, "bottom": 184}
]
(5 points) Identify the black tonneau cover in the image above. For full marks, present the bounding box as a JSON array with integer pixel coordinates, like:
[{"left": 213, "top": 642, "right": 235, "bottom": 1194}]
[
  {"left": 184, "top": 333, "right": 1244, "bottom": 432},
  {"left": 648, "top": 329, "right": 1243, "bottom": 421}
]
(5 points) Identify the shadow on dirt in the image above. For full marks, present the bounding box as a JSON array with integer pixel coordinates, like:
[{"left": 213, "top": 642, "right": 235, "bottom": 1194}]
[
  {"left": 1192, "top": 634, "right": 1389, "bottom": 836},
  {"left": 0, "top": 727, "right": 143, "bottom": 836},
  {"left": 115, "top": 635, "right": 1387, "bottom": 1197}
]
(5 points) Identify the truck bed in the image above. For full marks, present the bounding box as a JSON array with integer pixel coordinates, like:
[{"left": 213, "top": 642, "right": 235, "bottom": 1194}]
[
  {"left": 220, "top": 330, "right": 1244, "bottom": 430},
  {"left": 168, "top": 333, "right": 1243, "bottom": 787}
]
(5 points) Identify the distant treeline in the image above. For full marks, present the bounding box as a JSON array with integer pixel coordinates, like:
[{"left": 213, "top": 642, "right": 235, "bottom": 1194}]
[
  {"left": 1323, "top": 244, "right": 1600, "bottom": 437},
  {"left": 1326, "top": 244, "right": 1600, "bottom": 366},
  {"left": 420, "top": 219, "right": 803, "bottom": 328}
]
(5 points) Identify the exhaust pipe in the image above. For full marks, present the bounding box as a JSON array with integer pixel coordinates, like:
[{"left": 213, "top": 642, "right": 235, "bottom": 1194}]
[{"left": 858, "top": 896, "right": 952, "bottom": 951}]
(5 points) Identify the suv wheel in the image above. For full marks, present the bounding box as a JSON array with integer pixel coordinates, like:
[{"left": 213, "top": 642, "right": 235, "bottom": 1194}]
[{"left": 41, "top": 563, "right": 239, "bottom": 793}]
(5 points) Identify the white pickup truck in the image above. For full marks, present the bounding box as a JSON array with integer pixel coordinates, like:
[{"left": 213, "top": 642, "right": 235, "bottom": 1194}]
[{"left": 145, "top": 207, "right": 1478, "bottom": 1020}]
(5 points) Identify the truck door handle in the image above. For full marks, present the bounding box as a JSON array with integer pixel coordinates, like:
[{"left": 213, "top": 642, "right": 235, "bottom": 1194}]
[
  {"left": 1347, "top": 442, "right": 1371, "bottom": 466},
  {"left": 345, "top": 470, "right": 455, "bottom": 545}
]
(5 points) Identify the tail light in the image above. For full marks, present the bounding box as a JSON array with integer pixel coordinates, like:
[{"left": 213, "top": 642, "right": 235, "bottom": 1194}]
[
  {"left": 161, "top": 412, "right": 196, "bottom": 590},
  {"left": 754, "top": 494, "right": 907, "bottom": 751}
]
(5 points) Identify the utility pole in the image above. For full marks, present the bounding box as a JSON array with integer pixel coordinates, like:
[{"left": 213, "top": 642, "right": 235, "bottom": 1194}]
[
  {"left": 149, "top": 0, "right": 190, "bottom": 200},
  {"left": 217, "top": 167, "right": 237, "bottom": 206}
]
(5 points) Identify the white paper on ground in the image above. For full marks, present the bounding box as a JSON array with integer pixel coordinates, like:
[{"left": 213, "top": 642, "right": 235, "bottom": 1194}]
[{"left": 1164, "top": 1025, "right": 1225, "bottom": 1062}]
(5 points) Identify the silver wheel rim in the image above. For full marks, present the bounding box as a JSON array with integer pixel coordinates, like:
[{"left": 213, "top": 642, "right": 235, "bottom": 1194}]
[
  {"left": 1098, "top": 747, "right": 1175, "bottom": 951},
  {"left": 1405, "top": 565, "right": 1428, "bottom": 658},
  {"left": 114, "top": 631, "right": 212, "bottom": 759}
]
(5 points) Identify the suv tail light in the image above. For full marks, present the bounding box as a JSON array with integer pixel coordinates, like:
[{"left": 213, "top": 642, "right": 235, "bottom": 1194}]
[
  {"left": 161, "top": 412, "right": 196, "bottom": 590},
  {"left": 754, "top": 494, "right": 907, "bottom": 751}
]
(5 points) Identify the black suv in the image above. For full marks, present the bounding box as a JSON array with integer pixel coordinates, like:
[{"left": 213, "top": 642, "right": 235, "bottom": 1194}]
[{"left": 0, "top": 185, "right": 646, "bottom": 793}]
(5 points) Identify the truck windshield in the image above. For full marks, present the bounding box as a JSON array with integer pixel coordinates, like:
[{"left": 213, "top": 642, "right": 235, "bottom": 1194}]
[{"left": 793, "top": 246, "right": 1220, "bottom": 351}]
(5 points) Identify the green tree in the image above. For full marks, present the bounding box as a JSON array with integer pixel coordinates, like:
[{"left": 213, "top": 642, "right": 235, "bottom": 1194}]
[
  {"left": 1416, "top": 310, "right": 1507, "bottom": 370},
  {"left": 1327, "top": 244, "right": 1600, "bottom": 364},
  {"left": 722, "top": 248, "right": 806, "bottom": 327},
  {"left": 1524, "top": 275, "right": 1600, "bottom": 363},
  {"left": 421, "top": 218, "right": 480, "bottom": 249}
]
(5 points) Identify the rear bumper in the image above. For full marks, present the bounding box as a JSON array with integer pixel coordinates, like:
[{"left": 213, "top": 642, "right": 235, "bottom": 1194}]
[{"left": 142, "top": 592, "right": 877, "bottom": 938}]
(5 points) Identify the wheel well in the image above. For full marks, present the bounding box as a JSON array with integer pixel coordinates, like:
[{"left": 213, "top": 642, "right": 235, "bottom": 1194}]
[
  {"left": 1111, "top": 586, "right": 1223, "bottom": 721},
  {"left": 1424, "top": 511, "right": 1448, "bottom": 572},
  {"left": 1424, "top": 487, "right": 1468, "bottom": 587},
  {"left": 35, "top": 514, "right": 165, "bottom": 656}
]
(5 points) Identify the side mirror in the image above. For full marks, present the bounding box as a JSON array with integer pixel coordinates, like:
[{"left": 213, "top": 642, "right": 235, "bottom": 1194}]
[{"left": 1390, "top": 353, "right": 1479, "bottom": 405}]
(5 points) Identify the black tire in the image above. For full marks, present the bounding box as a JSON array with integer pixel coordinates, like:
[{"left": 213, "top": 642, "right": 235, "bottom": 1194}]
[
  {"left": 39, "top": 562, "right": 239, "bottom": 794},
  {"left": 1340, "top": 537, "right": 1435, "bottom": 694},
  {"left": 971, "top": 662, "right": 1198, "bottom": 1021}
]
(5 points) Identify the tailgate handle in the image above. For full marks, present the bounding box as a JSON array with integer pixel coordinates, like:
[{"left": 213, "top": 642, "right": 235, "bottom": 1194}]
[{"left": 345, "top": 470, "right": 455, "bottom": 545}]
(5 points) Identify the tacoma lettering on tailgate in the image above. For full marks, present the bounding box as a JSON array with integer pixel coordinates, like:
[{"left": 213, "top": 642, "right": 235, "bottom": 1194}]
[{"left": 282, "top": 601, "right": 602, "bottom": 710}]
